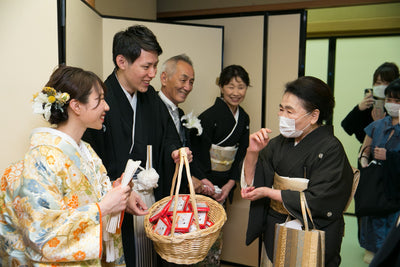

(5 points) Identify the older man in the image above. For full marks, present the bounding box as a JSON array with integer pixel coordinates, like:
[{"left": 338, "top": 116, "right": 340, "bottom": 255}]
[{"left": 157, "top": 54, "right": 212, "bottom": 200}]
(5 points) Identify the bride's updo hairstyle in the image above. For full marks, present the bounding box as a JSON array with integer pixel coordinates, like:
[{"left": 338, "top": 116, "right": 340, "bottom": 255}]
[{"left": 34, "top": 65, "right": 106, "bottom": 125}]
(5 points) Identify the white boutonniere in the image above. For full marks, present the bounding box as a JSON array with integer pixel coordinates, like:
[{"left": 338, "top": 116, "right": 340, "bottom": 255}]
[{"left": 181, "top": 111, "right": 203, "bottom": 136}]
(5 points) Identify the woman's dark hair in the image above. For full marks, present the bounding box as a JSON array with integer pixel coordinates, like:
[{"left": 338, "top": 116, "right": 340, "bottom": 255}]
[
  {"left": 373, "top": 62, "right": 399, "bottom": 84},
  {"left": 285, "top": 76, "right": 335, "bottom": 125},
  {"left": 45, "top": 65, "right": 106, "bottom": 124},
  {"left": 385, "top": 78, "right": 400, "bottom": 99},
  {"left": 112, "top": 25, "right": 163, "bottom": 68},
  {"left": 218, "top": 65, "right": 250, "bottom": 87}
]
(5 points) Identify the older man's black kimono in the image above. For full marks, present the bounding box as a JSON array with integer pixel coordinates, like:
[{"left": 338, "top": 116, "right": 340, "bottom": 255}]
[
  {"left": 156, "top": 93, "right": 206, "bottom": 201},
  {"left": 246, "top": 125, "right": 353, "bottom": 267}
]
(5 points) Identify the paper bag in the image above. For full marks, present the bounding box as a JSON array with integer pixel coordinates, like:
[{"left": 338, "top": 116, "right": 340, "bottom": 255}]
[{"left": 273, "top": 192, "right": 325, "bottom": 267}]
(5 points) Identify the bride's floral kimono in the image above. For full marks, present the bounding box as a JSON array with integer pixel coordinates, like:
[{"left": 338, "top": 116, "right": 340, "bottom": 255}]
[{"left": 0, "top": 128, "right": 124, "bottom": 266}]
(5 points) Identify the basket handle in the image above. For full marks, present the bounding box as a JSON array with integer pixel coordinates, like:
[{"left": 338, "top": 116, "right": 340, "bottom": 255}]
[{"left": 170, "top": 148, "right": 200, "bottom": 236}]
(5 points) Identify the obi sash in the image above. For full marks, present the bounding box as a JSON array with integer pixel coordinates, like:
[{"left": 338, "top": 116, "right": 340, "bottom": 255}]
[
  {"left": 209, "top": 144, "right": 238, "bottom": 172},
  {"left": 270, "top": 172, "right": 309, "bottom": 214}
]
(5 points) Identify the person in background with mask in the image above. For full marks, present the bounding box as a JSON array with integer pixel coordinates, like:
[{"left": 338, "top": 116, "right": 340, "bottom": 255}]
[
  {"left": 241, "top": 76, "right": 353, "bottom": 267},
  {"left": 342, "top": 62, "right": 399, "bottom": 143},
  {"left": 358, "top": 78, "right": 400, "bottom": 264}
]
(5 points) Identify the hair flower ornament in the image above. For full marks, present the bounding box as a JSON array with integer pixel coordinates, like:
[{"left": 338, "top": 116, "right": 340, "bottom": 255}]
[
  {"left": 181, "top": 111, "right": 203, "bottom": 136},
  {"left": 32, "top": 87, "right": 70, "bottom": 121}
]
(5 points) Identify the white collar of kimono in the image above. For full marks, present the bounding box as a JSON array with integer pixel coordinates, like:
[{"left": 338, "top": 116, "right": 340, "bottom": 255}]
[
  {"left": 234, "top": 107, "right": 239, "bottom": 121},
  {"left": 221, "top": 97, "right": 239, "bottom": 121},
  {"left": 115, "top": 72, "right": 137, "bottom": 153},
  {"left": 159, "top": 90, "right": 178, "bottom": 112},
  {"left": 115, "top": 73, "right": 137, "bottom": 111},
  {"left": 31, "top": 127, "right": 93, "bottom": 163}
]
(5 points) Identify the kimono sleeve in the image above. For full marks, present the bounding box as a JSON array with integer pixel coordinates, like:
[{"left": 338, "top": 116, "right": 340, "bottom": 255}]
[
  {"left": 16, "top": 146, "right": 103, "bottom": 263},
  {"left": 245, "top": 142, "right": 275, "bottom": 245},
  {"left": 229, "top": 113, "right": 250, "bottom": 181},
  {"left": 282, "top": 141, "right": 353, "bottom": 229}
]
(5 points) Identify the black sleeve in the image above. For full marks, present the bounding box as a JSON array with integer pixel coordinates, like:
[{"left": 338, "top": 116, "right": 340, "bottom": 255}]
[
  {"left": 341, "top": 105, "right": 373, "bottom": 143},
  {"left": 190, "top": 111, "right": 214, "bottom": 178},
  {"left": 245, "top": 141, "right": 275, "bottom": 245},
  {"left": 230, "top": 115, "right": 250, "bottom": 181}
]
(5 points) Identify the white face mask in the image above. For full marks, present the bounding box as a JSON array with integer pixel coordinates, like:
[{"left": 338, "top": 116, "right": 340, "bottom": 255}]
[
  {"left": 384, "top": 102, "right": 400, "bottom": 117},
  {"left": 279, "top": 113, "right": 310, "bottom": 138},
  {"left": 373, "top": 85, "right": 387, "bottom": 99}
]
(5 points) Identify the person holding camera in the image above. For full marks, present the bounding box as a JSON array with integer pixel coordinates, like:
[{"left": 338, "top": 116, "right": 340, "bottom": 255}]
[{"left": 341, "top": 62, "right": 399, "bottom": 143}]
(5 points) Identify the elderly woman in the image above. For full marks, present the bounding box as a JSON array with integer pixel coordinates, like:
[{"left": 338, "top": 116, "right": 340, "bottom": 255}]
[
  {"left": 241, "top": 76, "right": 353, "bottom": 267},
  {"left": 191, "top": 65, "right": 250, "bottom": 203},
  {"left": 0, "top": 65, "right": 148, "bottom": 266}
]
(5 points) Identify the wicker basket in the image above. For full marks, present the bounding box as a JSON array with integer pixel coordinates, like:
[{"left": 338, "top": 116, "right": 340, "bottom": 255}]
[{"left": 144, "top": 148, "right": 227, "bottom": 264}]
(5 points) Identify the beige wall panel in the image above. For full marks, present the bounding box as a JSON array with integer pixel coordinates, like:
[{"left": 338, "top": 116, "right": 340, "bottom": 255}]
[
  {"left": 96, "top": 0, "right": 156, "bottom": 20},
  {"left": 187, "top": 16, "right": 264, "bottom": 134},
  {"left": 266, "top": 14, "right": 301, "bottom": 138},
  {"left": 66, "top": 0, "right": 103, "bottom": 77},
  {"left": 102, "top": 19, "right": 223, "bottom": 116},
  {"left": 0, "top": 0, "right": 58, "bottom": 172}
]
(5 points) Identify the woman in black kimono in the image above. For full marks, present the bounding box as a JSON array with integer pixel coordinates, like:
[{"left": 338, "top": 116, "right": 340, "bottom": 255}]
[
  {"left": 191, "top": 65, "right": 250, "bottom": 204},
  {"left": 190, "top": 65, "right": 250, "bottom": 266},
  {"left": 241, "top": 76, "right": 353, "bottom": 267}
]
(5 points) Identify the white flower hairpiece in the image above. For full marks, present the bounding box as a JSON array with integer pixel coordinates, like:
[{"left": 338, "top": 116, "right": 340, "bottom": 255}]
[
  {"left": 32, "top": 87, "right": 70, "bottom": 121},
  {"left": 181, "top": 111, "right": 203, "bottom": 136}
]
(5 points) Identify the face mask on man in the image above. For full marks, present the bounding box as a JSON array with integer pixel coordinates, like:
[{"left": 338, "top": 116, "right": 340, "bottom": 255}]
[
  {"left": 384, "top": 102, "right": 400, "bottom": 117},
  {"left": 279, "top": 113, "right": 310, "bottom": 138},
  {"left": 373, "top": 85, "right": 387, "bottom": 99}
]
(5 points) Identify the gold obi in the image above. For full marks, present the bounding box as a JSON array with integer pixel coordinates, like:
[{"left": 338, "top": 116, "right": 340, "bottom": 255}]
[
  {"left": 209, "top": 144, "right": 238, "bottom": 172},
  {"left": 270, "top": 172, "right": 309, "bottom": 214}
]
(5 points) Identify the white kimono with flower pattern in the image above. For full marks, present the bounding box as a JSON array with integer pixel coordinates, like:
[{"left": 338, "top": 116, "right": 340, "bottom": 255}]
[{"left": 0, "top": 128, "right": 124, "bottom": 266}]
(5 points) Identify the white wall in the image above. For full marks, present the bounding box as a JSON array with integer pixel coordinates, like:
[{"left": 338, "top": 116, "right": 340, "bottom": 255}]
[
  {"left": 0, "top": 0, "right": 59, "bottom": 172},
  {"left": 186, "top": 16, "right": 265, "bottom": 134},
  {"left": 66, "top": 0, "right": 103, "bottom": 76}
]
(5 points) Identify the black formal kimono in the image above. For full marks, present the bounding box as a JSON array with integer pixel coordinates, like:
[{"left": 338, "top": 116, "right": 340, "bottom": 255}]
[
  {"left": 191, "top": 97, "right": 249, "bottom": 190},
  {"left": 156, "top": 93, "right": 205, "bottom": 201},
  {"left": 246, "top": 125, "right": 353, "bottom": 267},
  {"left": 83, "top": 72, "right": 168, "bottom": 266}
]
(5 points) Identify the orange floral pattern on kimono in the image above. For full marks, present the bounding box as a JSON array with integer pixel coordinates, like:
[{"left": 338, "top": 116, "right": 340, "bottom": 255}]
[{"left": 0, "top": 128, "right": 125, "bottom": 266}]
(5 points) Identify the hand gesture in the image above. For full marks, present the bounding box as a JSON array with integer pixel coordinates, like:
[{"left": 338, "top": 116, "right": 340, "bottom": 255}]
[
  {"left": 200, "top": 178, "right": 215, "bottom": 195},
  {"left": 248, "top": 128, "right": 272, "bottom": 153},
  {"left": 99, "top": 185, "right": 131, "bottom": 216},
  {"left": 241, "top": 186, "right": 268, "bottom": 201},
  {"left": 171, "top": 147, "right": 193, "bottom": 163},
  {"left": 374, "top": 147, "right": 387, "bottom": 161},
  {"left": 126, "top": 190, "right": 148, "bottom": 216},
  {"left": 358, "top": 93, "right": 374, "bottom": 111}
]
